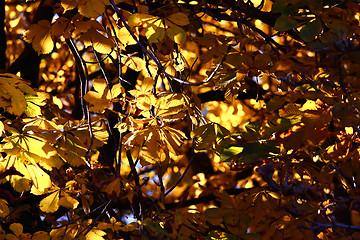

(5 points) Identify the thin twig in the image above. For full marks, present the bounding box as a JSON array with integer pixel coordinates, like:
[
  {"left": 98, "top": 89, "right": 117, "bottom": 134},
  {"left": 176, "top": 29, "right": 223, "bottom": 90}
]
[
  {"left": 158, "top": 167, "right": 165, "bottom": 204},
  {"left": 81, "top": 200, "right": 112, "bottom": 236},
  {"left": 50, "top": 200, "right": 111, "bottom": 230},
  {"left": 302, "top": 219, "right": 360, "bottom": 230}
]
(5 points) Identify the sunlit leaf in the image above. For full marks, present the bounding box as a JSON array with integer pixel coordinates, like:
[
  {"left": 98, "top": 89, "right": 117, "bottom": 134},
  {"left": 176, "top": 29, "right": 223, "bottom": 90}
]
[
  {"left": 58, "top": 192, "right": 79, "bottom": 209},
  {"left": 25, "top": 92, "right": 49, "bottom": 117},
  {"left": 85, "top": 229, "right": 106, "bottom": 240},
  {"left": 81, "top": 28, "right": 115, "bottom": 55},
  {"left": 23, "top": 20, "right": 54, "bottom": 54},
  {"left": 78, "top": 0, "right": 107, "bottom": 18},
  {"left": 166, "top": 23, "right": 187, "bottom": 44},
  {"left": 39, "top": 189, "right": 60, "bottom": 213},
  {"left": 121, "top": 56, "right": 146, "bottom": 72}
]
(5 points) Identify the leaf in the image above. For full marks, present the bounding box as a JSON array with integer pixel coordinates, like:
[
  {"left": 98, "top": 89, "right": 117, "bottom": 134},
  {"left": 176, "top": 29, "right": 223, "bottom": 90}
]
[
  {"left": 85, "top": 229, "right": 106, "bottom": 240},
  {"left": 107, "top": 83, "right": 124, "bottom": 100},
  {"left": 0, "top": 75, "right": 26, "bottom": 116},
  {"left": 300, "top": 18, "right": 322, "bottom": 42},
  {"left": 103, "top": 177, "right": 122, "bottom": 196},
  {"left": 124, "top": 125, "right": 186, "bottom": 164},
  {"left": 191, "top": 123, "right": 230, "bottom": 151},
  {"left": 23, "top": 20, "right": 54, "bottom": 54},
  {"left": 121, "top": 56, "right": 146, "bottom": 72},
  {"left": 220, "top": 145, "right": 244, "bottom": 162},
  {"left": 25, "top": 92, "right": 49, "bottom": 117},
  {"left": 9, "top": 223, "right": 23, "bottom": 236},
  {"left": 11, "top": 176, "right": 31, "bottom": 192},
  {"left": 166, "top": 12, "right": 190, "bottom": 26},
  {"left": 274, "top": 15, "right": 298, "bottom": 31},
  {"left": 83, "top": 91, "right": 109, "bottom": 113},
  {"left": 0, "top": 199, "right": 9, "bottom": 218},
  {"left": 77, "top": 0, "right": 107, "bottom": 18},
  {"left": 166, "top": 23, "right": 187, "bottom": 44},
  {"left": 39, "top": 190, "right": 60, "bottom": 213},
  {"left": 58, "top": 192, "right": 79, "bottom": 209},
  {"left": 81, "top": 28, "right": 115, "bottom": 55},
  {"left": 266, "top": 96, "right": 286, "bottom": 112},
  {"left": 32, "top": 231, "right": 50, "bottom": 240},
  {"left": 128, "top": 13, "right": 158, "bottom": 27}
]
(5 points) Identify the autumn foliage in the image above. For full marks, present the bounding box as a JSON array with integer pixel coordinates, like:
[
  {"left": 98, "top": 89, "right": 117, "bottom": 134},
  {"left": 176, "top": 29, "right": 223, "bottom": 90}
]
[{"left": 0, "top": 0, "right": 360, "bottom": 239}]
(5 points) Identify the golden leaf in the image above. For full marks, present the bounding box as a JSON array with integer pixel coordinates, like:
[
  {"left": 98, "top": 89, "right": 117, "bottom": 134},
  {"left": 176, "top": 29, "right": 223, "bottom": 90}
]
[
  {"left": 0, "top": 199, "right": 9, "bottom": 218},
  {"left": 107, "top": 83, "right": 124, "bottom": 100},
  {"left": 10, "top": 176, "right": 31, "bottom": 192},
  {"left": 165, "top": 23, "right": 187, "bottom": 44},
  {"left": 84, "top": 91, "right": 109, "bottom": 113},
  {"left": 166, "top": 12, "right": 189, "bottom": 26},
  {"left": 23, "top": 20, "right": 54, "bottom": 54},
  {"left": 121, "top": 56, "right": 146, "bottom": 72},
  {"left": 85, "top": 229, "right": 106, "bottom": 240},
  {"left": 59, "top": 192, "right": 79, "bottom": 209},
  {"left": 81, "top": 28, "right": 115, "bottom": 55},
  {"left": 60, "top": 0, "right": 78, "bottom": 12},
  {"left": 0, "top": 76, "right": 26, "bottom": 116},
  {"left": 32, "top": 231, "right": 50, "bottom": 240},
  {"left": 39, "top": 190, "right": 60, "bottom": 213},
  {"left": 78, "top": 0, "right": 107, "bottom": 18}
]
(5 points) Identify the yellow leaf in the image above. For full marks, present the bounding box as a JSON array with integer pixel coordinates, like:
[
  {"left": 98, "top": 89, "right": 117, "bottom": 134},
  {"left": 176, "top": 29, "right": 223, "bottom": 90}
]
[
  {"left": 78, "top": 0, "right": 107, "bottom": 18},
  {"left": 23, "top": 20, "right": 54, "bottom": 54},
  {"left": 56, "top": 135, "right": 87, "bottom": 167},
  {"left": 25, "top": 92, "right": 49, "bottom": 117},
  {"left": 74, "top": 20, "right": 92, "bottom": 33},
  {"left": 146, "top": 25, "right": 165, "bottom": 43},
  {"left": 117, "top": 27, "right": 137, "bottom": 46},
  {"left": 84, "top": 91, "right": 109, "bottom": 113},
  {"left": 50, "top": 224, "right": 78, "bottom": 240},
  {"left": 59, "top": 192, "right": 79, "bottom": 209},
  {"left": 27, "top": 164, "right": 52, "bottom": 193},
  {"left": 60, "top": 0, "right": 78, "bottom": 12},
  {"left": 107, "top": 83, "right": 124, "bottom": 100},
  {"left": 115, "top": 122, "right": 128, "bottom": 133},
  {"left": 0, "top": 199, "right": 9, "bottom": 218},
  {"left": 155, "top": 93, "right": 185, "bottom": 119},
  {"left": 92, "top": 78, "right": 108, "bottom": 96},
  {"left": 121, "top": 56, "right": 146, "bottom": 72},
  {"left": 22, "top": 117, "right": 58, "bottom": 131},
  {"left": 81, "top": 28, "right": 115, "bottom": 54},
  {"left": 166, "top": 12, "right": 189, "bottom": 26},
  {"left": 32, "top": 231, "right": 50, "bottom": 240},
  {"left": 161, "top": 126, "right": 186, "bottom": 154},
  {"left": 166, "top": 23, "right": 187, "bottom": 44},
  {"left": 128, "top": 13, "right": 158, "bottom": 27},
  {"left": 85, "top": 229, "right": 106, "bottom": 240},
  {"left": 11, "top": 176, "right": 31, "bottom": 192},
  {"left": 39, "top": 190, "right": 60, "bottom": 213},
  {"left": 0, "top": 76, "right": 26, "bottom": 116}
]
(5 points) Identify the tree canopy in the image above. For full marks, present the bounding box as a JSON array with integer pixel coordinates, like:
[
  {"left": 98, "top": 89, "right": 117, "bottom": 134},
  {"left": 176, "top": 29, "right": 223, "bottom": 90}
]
[{"left": 1, "top": 0, "right": 360, "bottom": 239}]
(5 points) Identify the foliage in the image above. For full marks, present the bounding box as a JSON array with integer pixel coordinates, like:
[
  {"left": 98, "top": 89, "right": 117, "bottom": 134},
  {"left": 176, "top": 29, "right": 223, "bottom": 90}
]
[{"left": 1, "top": 0, "right": 360, "bottom": 239}]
